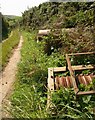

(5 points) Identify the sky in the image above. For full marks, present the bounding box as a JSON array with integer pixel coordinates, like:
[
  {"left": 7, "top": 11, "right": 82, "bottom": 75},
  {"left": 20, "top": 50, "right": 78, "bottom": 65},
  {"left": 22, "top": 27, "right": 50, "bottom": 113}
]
[{"left": 0, "top": 0, "right": 48, "bottom": 16}]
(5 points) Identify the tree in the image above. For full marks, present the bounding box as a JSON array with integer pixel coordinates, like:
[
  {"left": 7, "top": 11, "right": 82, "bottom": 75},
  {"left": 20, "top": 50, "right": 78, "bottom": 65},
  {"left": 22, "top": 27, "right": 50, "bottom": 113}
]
[{"left": 2, "top": 14, "right": 9, "bottom": 40}]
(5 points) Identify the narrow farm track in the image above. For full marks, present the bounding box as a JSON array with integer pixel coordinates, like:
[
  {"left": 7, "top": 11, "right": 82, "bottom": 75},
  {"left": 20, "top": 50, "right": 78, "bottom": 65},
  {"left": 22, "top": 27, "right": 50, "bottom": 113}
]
[{"left": 0, "top": 35, "right": 23, "bottom": 118}]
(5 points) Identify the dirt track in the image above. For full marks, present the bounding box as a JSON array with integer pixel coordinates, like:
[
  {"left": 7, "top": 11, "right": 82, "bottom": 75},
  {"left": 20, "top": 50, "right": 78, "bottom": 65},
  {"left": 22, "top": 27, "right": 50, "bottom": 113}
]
[{"left": 0, "top": 36, "right": 23, "bottom": 118}]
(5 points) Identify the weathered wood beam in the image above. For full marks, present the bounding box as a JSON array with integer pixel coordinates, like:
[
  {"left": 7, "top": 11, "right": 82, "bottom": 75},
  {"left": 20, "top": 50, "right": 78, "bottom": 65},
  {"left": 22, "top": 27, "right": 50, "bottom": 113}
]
[
  {"left": 66, "top": 54, "right": 79, "bottom": 94},
  {"left": 47, "top": 68, "right": 54, "bottom": 109},
  {"left": 50, "top": 67, "right": 66, "bottom": 72},
  {"left": 77, "top": 90, "right": 95, "bottom": 95},
  {"left": 47, "top": 68, "right": 54, "bottom": 91},
  {"left": 68, "top": 52, "right": 95, "bottom": 56},
  {"left": 50, "top": 65, "right": 95, "bottom": 73},
  {"left": 72, "top": 65, "right": 95, "bottom": 71}
]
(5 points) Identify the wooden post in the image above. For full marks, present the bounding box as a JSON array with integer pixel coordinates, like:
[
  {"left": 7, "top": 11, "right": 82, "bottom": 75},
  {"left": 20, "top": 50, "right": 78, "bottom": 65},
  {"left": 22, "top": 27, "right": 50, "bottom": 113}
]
[
  {"left": 68, "top": 52, "right": 95, "bottom": 56},
  {"left": 47, "top": 68, "right": 54, "bottom": 109}
]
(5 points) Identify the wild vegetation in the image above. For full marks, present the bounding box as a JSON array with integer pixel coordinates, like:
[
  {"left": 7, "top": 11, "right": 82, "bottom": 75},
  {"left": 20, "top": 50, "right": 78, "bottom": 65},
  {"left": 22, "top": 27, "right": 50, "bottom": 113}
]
[
  {"left": 1, "top": 13, "right": 21, "bottom": 69},
  {"left": 41, "top": 27, "right": 95, "bottom": 55},
  {"left": 3, "top": 2, "right": 95, "bottom": 119},
  {"left": 8, "top": 31, "right": 65, "bottom": 118},
  {"left": 1, "top": 13, "right": 9, "bottom": 40},
  {"left": 4, "top": 15, "right": 21, "bottom": 29},
  {"left": 7, "top": 31, "right": 95, "bottom": 119},
  {"left": 21, "top": 2, "right": 95, "bottom": 53},
  {"left": 21, "top": 2, "right": 95, "bottom": 30},
  {"left": 1, "top": 13, "right": 21, "bottom": 41}
]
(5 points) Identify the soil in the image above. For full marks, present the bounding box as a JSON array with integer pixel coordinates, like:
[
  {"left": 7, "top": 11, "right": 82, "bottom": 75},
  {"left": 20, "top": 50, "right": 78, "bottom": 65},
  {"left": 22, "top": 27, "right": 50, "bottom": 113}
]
[{"left": 0, "top": 36, "right": 23, "bottom": 119}]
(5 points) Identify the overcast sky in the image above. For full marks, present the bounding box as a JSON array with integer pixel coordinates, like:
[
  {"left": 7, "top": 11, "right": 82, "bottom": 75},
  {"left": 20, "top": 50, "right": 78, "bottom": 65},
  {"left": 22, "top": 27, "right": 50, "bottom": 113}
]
[{"left": 0, "top": 0, "right": 48, "bottom": 16}]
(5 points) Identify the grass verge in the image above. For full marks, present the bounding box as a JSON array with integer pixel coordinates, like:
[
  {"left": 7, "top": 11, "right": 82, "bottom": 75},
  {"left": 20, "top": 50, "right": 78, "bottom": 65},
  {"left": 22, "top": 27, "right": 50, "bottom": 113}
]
[
  {"left": 7, "top": 31, "right": 95, "bottom": 119},
  {"left": 7, "top": 31, "right": 65, "bottom": 118},
  {"left": 1, "top": 29, "right": 20, "bottom": 70}
]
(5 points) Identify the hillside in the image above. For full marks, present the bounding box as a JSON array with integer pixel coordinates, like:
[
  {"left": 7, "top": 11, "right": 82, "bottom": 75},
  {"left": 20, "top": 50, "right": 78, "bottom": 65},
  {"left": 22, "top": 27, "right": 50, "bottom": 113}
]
[
  {"left": 1, "top": 14, "right": 21, "bottom": 40},
  {"left": 4, "top": 15, "right": 20, "bottom": 19},
  {"left": 21, "top": 2, "right": 95, "bottom": 54},
  {"left": 1, "top": 13, "right": 9, "bottom": 40},
  {"left": 22, "top": 2, "right": 95, "bottom": 30},
  {"left": 4, "top": 15, "right": 21, "bottom": 29},
  {"left": 2, "top": 2, "right": 95, "bottom": 119}
]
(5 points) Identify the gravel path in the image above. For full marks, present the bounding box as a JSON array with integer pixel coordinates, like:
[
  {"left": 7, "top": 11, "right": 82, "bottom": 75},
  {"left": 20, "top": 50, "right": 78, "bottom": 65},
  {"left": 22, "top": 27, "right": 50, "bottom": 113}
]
[{"left": 0, "top": 36, "right": 23, "bottom": 119}]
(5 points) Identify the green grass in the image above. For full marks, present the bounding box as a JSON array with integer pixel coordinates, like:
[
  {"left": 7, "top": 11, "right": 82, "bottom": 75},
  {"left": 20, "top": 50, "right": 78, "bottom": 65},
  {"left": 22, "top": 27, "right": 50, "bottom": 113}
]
[
  {"left": 1, "top": 29, "right": 20, "bottom": 69},
  {"left": 7, "top": 31, "right": 65, "bottom": 118},
  {"left": 51, "top": 88, "right": 95, "bottom": 120},
  {"left": 7, "top": 31, "right": 95, "bottom": 119}
]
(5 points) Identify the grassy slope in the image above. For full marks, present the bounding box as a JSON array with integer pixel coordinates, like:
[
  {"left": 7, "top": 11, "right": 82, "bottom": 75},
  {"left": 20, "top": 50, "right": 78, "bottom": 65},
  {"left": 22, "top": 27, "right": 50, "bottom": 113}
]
[
  {"left": 8, "top": 31, "right": 95, "bottom": 119},
  {"left": 9, "top": 31, "right": 65, "bottom": 118},
  {"left": 22, "top": 2, "right": 94, "bottom": 30},
  {"left": 1, "top": 29, "right": 20, "bottom": 69},
  {"left": 6, "top": 2, "right": 95, "bottom": 119},
  {"left": 21, "top": 2, "right": 95, "bottom": 54}
]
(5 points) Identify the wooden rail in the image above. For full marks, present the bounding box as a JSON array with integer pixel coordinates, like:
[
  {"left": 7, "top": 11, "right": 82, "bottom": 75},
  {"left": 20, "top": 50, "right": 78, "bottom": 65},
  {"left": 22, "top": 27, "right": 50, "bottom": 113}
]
[
  {"left": 77, "top": 90, "right": 95, "bottom": 96},
  {"left": 49, "top": 65, "right": 95, "bottom": 72},
  {"left": 72, "top": 65, "right": 95, "bottom": 71},
  {"left": 68, "top": 52, "right": 95, "bottom": 56},
  {"left": 49, "top": 67, "right": 66, "bottom": 72},
  {"left": 66, "top": 54, "right": 79, "bottom": 94}
]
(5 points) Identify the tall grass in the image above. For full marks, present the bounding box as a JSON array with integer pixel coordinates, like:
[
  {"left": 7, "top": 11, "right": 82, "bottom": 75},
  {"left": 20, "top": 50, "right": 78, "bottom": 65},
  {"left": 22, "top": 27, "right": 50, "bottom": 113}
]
[
  {"left": 1, "top": 29, "right": 20, "bottom": 69},
  {"left": 7, "top": 31, "right": 65, "bottom": 118},
  {"left": 7, "top": 31, "right": 95, "bottom": 119}
]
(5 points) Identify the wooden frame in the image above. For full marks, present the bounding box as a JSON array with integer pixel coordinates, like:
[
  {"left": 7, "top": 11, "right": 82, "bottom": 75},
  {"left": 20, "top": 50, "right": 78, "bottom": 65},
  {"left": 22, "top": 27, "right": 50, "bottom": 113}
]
[
  {"left": 66, "top": 52, "right": 95, "bottom": 96},
  {"left": 68, "top": 52, "right": 95, "bottom": 56},
  {"left": 47, "top": 52, "right": 95, "bottom": 108},
  {"left": 66, "top": 54, "right": 79, "bottom": 94}
]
